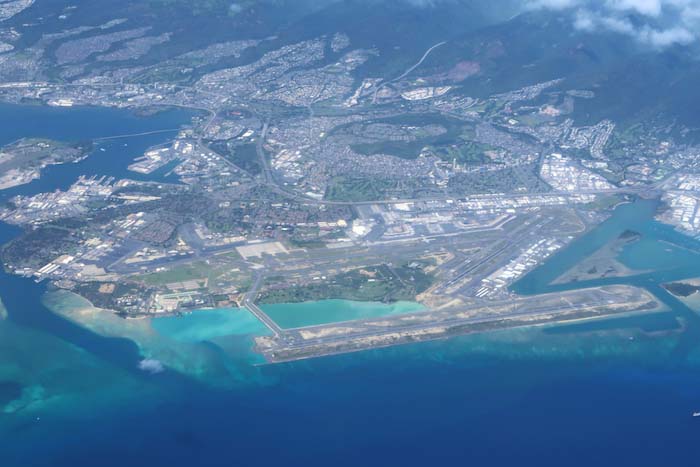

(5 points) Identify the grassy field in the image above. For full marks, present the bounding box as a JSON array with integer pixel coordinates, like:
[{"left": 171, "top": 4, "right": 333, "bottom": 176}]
[
  {"left": 133, "top": 259, "right": 250, "bottom": 293},
  {"left": 135, "top": 261, "right": 214, "bottom": 286},
  {"left": 324, "top": 176, "right": 392, "bottom": 202},
  {"left": 259, "top": 263, "right": 434, "bottom": 304}
]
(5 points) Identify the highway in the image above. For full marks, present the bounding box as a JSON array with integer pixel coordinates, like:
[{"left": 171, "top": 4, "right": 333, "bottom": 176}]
[
  {"left": 372, "top": 40, "right": 448, "bottom": 103},
  {"left": 256, "top": 121, "right": 273, "bottom": 184},
  {"left": 242, "top": 272, "right": 282, "bottom": 336},
  {"left": 21, "top": 80, "right": 659, "bottom": 209}
]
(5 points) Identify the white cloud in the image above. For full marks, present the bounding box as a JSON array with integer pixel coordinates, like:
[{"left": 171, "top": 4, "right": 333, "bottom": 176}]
[
  {"left": 607, "top": 0, "right": 663, "bottom": 16},
  {"left": 527, "top": 0, "right": 700, "bottom": 47},
  {"left": 529, "top": 0, "right": 582, "bottom": 9},
  {"left": 639, "top": 24, "right": 695, "bottom": 46},
  {"left": 404, "top": 0, "right": 440, "bottom": 5},
  {"left": 138, "top": 358, "right": 165, "bottom": 374}
]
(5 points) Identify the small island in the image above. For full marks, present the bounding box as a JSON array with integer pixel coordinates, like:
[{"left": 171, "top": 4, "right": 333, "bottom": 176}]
[
  {"left": 664, "top": 282, "right": 700, "bottom": 298},
  {"left": 663, "top": 278, "right": 700, "bottom": 312},
  {"left": 0, "top": 138, "right": 92, "bottom": 190},
  {"left": 553, "top": 229, "right": 642, "bottom": 284}
]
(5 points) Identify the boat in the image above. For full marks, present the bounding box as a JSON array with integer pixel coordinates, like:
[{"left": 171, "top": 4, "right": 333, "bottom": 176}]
[{"left": 692, "top": 412, "right": 700, "bottom": 417}]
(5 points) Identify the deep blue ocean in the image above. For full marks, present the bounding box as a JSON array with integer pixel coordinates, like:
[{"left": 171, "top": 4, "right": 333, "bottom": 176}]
[{"left": 2, "top": 104, "right": 700, "bottom": 467}]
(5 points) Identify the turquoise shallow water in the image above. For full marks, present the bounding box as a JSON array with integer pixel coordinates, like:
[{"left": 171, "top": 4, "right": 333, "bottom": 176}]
[
  {"left": 4, "top": 105, "right": 700, "bottom": 466},
  {"left": 514, "top": 199, "right": 700, "bottom": 311},
  {"left": 261, "top": 299, "right": 425, "bottom": 328},
  {"left": 152, "top": 308, "right": 270, "bottom": 342}
]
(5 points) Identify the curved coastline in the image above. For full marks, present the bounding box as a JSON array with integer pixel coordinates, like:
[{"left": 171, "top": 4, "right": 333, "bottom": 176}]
[{"left": 42, "top": 289, "right": 272, "bottom": 384}]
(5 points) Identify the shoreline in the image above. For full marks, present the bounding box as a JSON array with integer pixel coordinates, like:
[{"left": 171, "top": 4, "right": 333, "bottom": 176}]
[
  {"left": 43, "top": 285, "right": 671, "bottom": 366},
  {"left": 41, "top": 289, "right": 270, "bottom": 384},
  {"left": 255, "top": 284, "right": 665, "bottom": 363}
]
